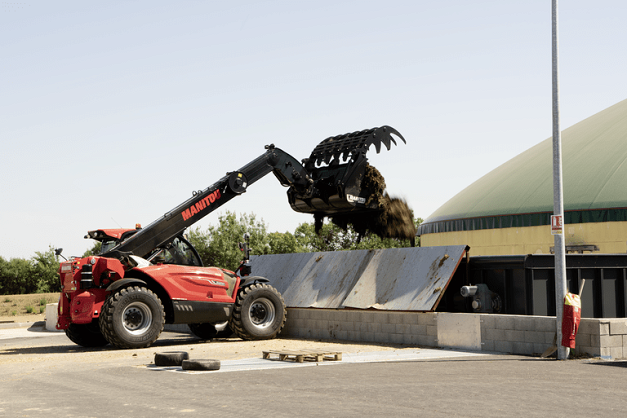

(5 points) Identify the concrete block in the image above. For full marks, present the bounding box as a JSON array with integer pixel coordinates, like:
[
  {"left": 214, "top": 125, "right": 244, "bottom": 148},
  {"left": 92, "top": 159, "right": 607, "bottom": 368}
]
[
  {"left": 339, "top": 321, "right": 354, "bottom": 332},
  {"left": 600, "top": 347, "right": 612, "bottom": 359},
  {"left": 367, "top": 322, "right": 382, "bottom": 334},
  {"left": 372, "top": 332, "right": 387, "bottom": 344},
  {"left": 524, "top": 331, "right": 546, "bottom": 344},
  {"left": 334, "top": 310, "right": 348, "bottom": 322},
  {"left": 396, "top": 323, "right": 411, "bottom": 334},
  {"left": 514, "top": 316, "right": 536, "bottom": 331},
  {"left": 334, "top": 330, "right": 348, "bottom": 341},
  {"left": 410, "top": 324, "right": 427, "bottom": 336},
  {"left": 361, "top": 311, "right": 376, "bottom": 324},
  {"left": 600, "top": 322, "right": 610, "bottom": 335},
  {"left": 480, "top": 314, "right": 495, "bottom": 331},
  {"left": 533, "top": 343, "right": 550, "bottom": 355},
  {"left": 391, "top": 333, "right": 404, "bottom": 344},
  {"left": 415, "top": 334, "right": 437, "bottom": 347},
  {"left": 485, "top": 328, "right": 505, "bottom": 341},
  {"left": 533, "top": 317, "right": 555, "bottom": 332},
  {"left": 286, "top": 308, "right": 300, "bottom": 319},
  {"left": 347, "top": 331, "right": 360, "bottom": 341},
  {"left": 381, "top": 323, "right": 396, "bottom": 334},
  {"left": 494, "top": 340, "right": 514, "bottom": 353},
  {"left": 577, "top": 320, "right": 599, "bottom": 335},
  {"left": 512, "top": 342, "right": 534, "bottom": 355},
  {"left": 611, "top": 347, "right": 623, "bottom": 360},
  {"left": 576, "top": 346, "right": 599, "bottom": 358},
  {"left": 402, "top": 333, "right": 414, "bottom": 345},
  {"left": 504, "top": 330, "right": 525, "bottom": 342},
  {"left": 600, "top": 335, "right": 623, "bottom": 348},
  {"left": 343, "top": 310, "right": 359, "bottom": 322},
  {"left": 544, "top": 332, "right": 557, "bottom": 344},
  {"left": 481, "top": 340, "right": 495, "bottom": 352},
  {"left": 417, "top": 313, "right": 436, "bottom": 326},
  {"left": 623, "top": 335, "right": 627, "bottom": 348},
  {"left": 495, "top": 316, "right": 515, "bottom": 330},
  {"left": 427, "top": 325, "right": 437, "bottom": 336},
  {"left": 401, "top": 313, "right": 419, "bottom": 325},
  {"left": 575, "top": 333, "right": 591, "bottom": 348},
  {"left": 358, "top": 322, "right": 370, "bottom": 333},
  {"left": 374, "top": 312, "right": 390, "bottom": 324},
  {"left": 610, "top": 320, "right": 627, "bottom": 335},
  {"left": 388, "top": 312, "right": 403, "bottom": 324}
]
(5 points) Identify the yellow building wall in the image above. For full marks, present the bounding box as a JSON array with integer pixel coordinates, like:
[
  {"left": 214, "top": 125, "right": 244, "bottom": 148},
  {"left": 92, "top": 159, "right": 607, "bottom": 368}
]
[{"left": 420, "top": 221, "right": 627, "bottom": 256}]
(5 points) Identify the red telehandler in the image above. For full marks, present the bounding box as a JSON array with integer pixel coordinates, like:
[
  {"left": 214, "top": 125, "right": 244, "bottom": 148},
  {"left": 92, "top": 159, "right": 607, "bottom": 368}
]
[{"left": 56, "top": 126, "right": 406, "bottom": 349}]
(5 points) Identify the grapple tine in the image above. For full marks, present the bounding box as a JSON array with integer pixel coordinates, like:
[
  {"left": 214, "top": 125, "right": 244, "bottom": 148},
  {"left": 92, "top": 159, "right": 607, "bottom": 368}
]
[{"left": 307, "top": 125, "right": 406, "bottom": 168}]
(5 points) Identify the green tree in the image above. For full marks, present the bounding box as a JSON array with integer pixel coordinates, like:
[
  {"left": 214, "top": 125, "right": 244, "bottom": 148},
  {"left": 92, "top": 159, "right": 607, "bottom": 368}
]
[
  {"left": 83, "top": 241, "right": 102, "bottom": 257},
  {"left": 188, "top": 211, "right": 271, "bottom": 272},
  {"left": 0, "top": 257, "right": 37, "bottom": 295},
  {"left": 294, "top": 217, "right": 423, "bottom": 252},
  {"left": 31, "top": 247, "right": 61, "bottom": 293}
]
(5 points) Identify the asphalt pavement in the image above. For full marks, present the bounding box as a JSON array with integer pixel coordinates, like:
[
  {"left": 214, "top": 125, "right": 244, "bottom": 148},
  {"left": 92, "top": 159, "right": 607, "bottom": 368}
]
[{"left": 0, "top": 324, "right": 625, "bottom": 418}]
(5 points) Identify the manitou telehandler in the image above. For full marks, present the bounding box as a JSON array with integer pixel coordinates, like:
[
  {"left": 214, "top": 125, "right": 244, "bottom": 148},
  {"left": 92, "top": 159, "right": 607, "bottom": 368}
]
[{"left": 56, "top": 126, "right": 406, "bottom": 349}]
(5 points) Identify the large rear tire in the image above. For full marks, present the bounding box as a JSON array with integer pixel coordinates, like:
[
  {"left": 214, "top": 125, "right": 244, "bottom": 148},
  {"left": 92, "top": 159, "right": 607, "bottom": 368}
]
[
  {"left": 65, "top": 320, "right": 109, "bottom": 347},
  {"left": 229, "top": 283, "right": 286, "bottom": 340},
  {"left": 100, "top": 286, "right": 165, "bottom": 349}
]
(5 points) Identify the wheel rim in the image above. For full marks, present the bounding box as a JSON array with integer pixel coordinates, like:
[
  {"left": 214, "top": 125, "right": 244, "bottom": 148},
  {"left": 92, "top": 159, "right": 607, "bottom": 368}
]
[
  {"left": 247, "top": 297, "right": 276, "bottom": 330},
  {"left": 122, "top": 302, "right": 152, "bottom": 335}
]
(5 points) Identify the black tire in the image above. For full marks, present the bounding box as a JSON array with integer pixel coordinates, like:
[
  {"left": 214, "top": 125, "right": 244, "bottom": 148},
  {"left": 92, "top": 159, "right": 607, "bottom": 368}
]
[
  {"left": 65, "top": 320, "right": 109, "bottom": 347},
  {"left": 182, "top": 359, "right": 221, "bottom": 371},
  {"left": 229, "top": 283, "right": 286, "bottom": 340},
  {"left": 99, "top": 286, "right": 165, "bottom": 349},
  {"left": 154, "top": 351, "right": 189, "bottom": 366}
]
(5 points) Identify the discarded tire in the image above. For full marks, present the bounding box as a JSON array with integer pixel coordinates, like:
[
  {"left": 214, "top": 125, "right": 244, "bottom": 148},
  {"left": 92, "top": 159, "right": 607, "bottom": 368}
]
[
  {"left": 182, "top": 359, "right": 221, "bottom": 371},
  {"left": 154, "top": 351, "right": 189, "bottom": 366}
]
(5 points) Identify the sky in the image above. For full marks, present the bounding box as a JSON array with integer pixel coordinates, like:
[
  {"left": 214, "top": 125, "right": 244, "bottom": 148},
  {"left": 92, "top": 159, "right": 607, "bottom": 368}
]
[{"left": 1, "top": 0, "right": 626, "bottom": 260}]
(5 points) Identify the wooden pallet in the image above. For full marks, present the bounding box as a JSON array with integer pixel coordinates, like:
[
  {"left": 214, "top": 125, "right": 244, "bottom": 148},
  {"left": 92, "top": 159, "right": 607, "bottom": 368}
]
[{"left": 262, "top": 349, "right": 342, "bottom": 363}]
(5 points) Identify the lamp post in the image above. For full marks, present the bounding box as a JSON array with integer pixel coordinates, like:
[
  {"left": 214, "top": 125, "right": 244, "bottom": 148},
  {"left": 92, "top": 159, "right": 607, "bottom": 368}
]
[{"left": 552, "top": 0, "right": 569, "bottom": 360}]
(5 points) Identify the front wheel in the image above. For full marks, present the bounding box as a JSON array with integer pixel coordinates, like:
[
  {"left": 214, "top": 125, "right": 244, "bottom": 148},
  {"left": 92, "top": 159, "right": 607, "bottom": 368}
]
[
  {"left": 229, "top": 283, "right": 286, "bottom": 340},
  {"left": 100, "top": 286, "right": 165, "bottom": 349}
]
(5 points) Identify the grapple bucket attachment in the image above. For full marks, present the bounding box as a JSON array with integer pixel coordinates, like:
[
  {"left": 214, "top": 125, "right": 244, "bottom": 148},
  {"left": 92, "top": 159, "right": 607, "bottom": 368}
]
[{"left": 287, "top": 125, "right": 405, "bottom": 216}]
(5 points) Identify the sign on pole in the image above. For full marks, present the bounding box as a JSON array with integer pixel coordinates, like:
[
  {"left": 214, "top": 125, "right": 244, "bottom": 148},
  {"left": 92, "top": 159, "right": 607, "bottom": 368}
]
[{"left": 551, "top": 215, "right": 563, "bottom": 235}]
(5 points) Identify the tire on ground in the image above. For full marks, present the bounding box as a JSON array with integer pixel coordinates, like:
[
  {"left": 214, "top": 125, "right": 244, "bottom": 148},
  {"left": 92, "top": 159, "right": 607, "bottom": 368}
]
[
  {"left": 229, "top": 283, "right": 286, "bottom": 341},
  {"left": 154, "top": 351, "right": 189, "bottom": 366},
  {"left": 182, "top": 359, "right": 221, "bottom": 371},
  {"left": 100, "top": 285, "right": 165, "bottom": 349},
  {"left": 65, "top": 320, "right": 109, "bottom": 347}
]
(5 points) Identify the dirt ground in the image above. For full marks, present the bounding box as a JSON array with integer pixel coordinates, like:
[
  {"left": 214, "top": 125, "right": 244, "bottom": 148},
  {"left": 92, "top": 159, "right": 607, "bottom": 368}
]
[{"left": 0, "top": 293, "right": 58, "bottom": 324}]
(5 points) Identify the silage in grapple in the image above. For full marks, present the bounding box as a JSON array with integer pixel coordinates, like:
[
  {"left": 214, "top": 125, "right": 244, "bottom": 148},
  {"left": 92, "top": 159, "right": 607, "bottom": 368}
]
[{"left": 330, "top": 164, "right": 416, "bottom": 243}]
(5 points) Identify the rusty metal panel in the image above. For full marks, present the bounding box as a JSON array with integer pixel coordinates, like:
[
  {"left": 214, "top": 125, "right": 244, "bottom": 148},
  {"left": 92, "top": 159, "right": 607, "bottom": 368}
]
[
  {"left": 341, "top": 246, "right": 467, "bottom": 311},
  {"left": 250, "top": 251, "right": 373, "bottom": 308},
  {"left": 251, "top": 245, "right": 467, "bottom": 311}
]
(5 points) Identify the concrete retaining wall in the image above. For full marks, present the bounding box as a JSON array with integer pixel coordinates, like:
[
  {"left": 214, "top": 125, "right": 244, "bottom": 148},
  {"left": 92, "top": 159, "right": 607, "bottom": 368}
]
[
  {"left": 48, "top": 302, "right": 627, "bottom": 359},
  {"left": 281, "top": 308, "right": 627, "bottom": 360}
]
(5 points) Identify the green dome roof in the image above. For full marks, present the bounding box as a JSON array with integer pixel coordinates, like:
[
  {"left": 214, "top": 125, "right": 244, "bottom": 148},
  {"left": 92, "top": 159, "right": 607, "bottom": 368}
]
[{"left": 418, "top": 99, "right": 627, "bottom": 235}]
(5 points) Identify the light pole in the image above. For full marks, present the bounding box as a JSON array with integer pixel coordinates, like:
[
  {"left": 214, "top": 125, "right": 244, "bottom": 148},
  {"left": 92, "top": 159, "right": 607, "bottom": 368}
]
[{"left": 552, "top": 0, "right": 569, "bottom": 360}]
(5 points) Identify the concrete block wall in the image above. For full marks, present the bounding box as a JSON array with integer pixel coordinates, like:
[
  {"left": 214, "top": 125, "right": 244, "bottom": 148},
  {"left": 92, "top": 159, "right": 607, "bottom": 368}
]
[{"left": 281, "top": 308, "right": 627, "bottom": 360}]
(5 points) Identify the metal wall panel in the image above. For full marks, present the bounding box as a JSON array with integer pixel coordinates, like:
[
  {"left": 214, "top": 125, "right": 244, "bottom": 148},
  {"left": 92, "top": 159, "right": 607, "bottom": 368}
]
[{"left": 250, "top": 245, "right": 468, "bottom": 311}]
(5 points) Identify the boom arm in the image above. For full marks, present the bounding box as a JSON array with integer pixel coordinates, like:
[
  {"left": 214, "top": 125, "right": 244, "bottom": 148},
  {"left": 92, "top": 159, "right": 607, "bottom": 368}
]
[{"left": 103, "top": 145, "right": 312, "bottom": 260}]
